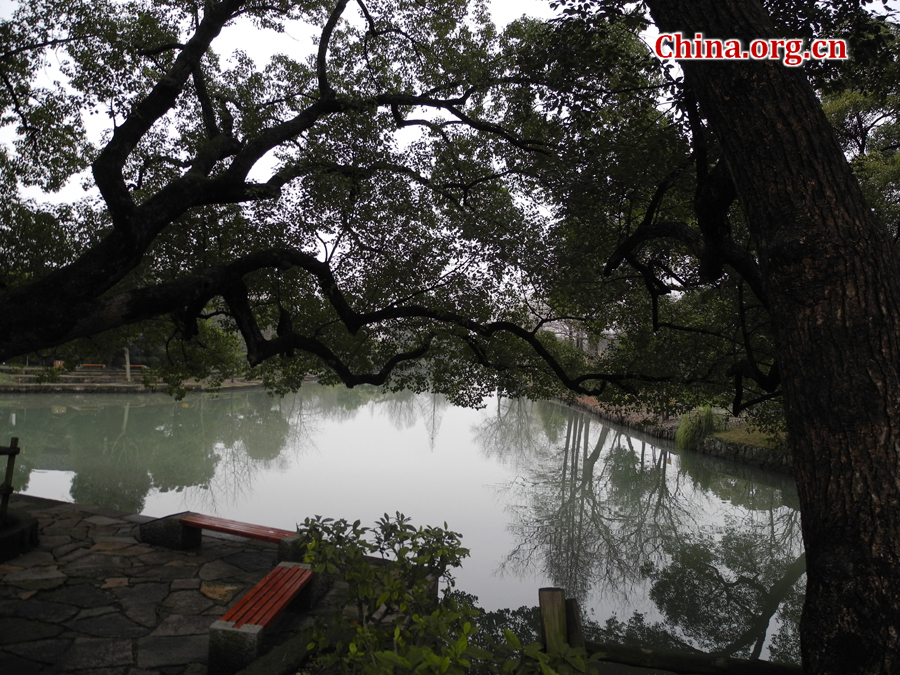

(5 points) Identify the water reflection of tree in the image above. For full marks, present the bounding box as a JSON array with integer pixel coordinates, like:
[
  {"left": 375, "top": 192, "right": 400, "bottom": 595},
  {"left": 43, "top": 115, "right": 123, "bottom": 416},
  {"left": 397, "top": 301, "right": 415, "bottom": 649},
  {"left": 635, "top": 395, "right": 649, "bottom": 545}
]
[
  {"left": 643, "top": 526, "right": 805, "bottom": 662},
  {"left": 477, "top": 399, "right": 804, "bottom": 662},
  {"left": 371, "top": 390, "right": 449, "bottom": 449},
  {"left": 3, "top": 384, "right": 465, "bottom": 514},
  {"left": 471, "top": 397, "right": 560, "bottom": 469},
  {"left": 167, "top": 392, "right": 295, "bottom": 514},
  {"left": 486, "top": 404, "right": 699, "bottom": 605},
  {"left": 0, "top": 392, "right": 294, "bottom": 513}
]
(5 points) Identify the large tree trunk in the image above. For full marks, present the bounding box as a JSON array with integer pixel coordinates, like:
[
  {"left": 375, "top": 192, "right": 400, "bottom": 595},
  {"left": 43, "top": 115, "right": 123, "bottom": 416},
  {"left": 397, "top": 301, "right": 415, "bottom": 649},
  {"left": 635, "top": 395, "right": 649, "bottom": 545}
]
[{"left": 643, "top": 1, "right": 900, "bottom": 673}]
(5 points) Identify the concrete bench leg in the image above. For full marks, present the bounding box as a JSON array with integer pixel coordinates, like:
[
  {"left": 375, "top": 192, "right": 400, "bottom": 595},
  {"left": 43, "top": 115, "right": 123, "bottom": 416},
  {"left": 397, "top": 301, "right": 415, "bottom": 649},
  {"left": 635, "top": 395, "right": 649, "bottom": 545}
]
[
  {"left": 208, "top": 621, "right": 264, "bottom": 675},
  {"left": 0, "top": 510, "right": 39, "bottom": 563},
  {"left": 208, "top": 562, "right": 317, "bottom": 675},
  {"left": 277, "top": 537, "right": 335, "bottom": 608},
  {"left": 137, "top": 512, "right": 202, "bottom": 549}
]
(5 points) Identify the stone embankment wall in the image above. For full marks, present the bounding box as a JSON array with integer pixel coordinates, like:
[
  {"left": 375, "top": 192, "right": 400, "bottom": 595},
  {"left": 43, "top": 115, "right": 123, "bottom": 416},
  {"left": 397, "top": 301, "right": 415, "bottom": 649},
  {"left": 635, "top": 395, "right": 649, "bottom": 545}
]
[{"left": 571, "top": 396, "right": 794, "bottom": 476}]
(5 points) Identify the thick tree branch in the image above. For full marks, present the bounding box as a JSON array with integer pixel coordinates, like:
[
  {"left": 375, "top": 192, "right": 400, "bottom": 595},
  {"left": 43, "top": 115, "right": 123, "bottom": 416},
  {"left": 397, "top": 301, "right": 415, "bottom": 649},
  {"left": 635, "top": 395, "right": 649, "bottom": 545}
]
[
  {"left": 1, "top": 37, "right": 76, "bottom": 62},
  {"left": 318, "top": 0, "right": 350, "bottom": 96},
  {"left": 0, "top": 246, "right": 696, "bottom": 398},
  {"left": 137, "top": 42, "right": 186, "bottom": 57},
  {"left": 378, "top": 93, "right": 547, "bottom": 153},
  {"left": 192, "top": 64, "right": 219, "bottom": 139},
  {"left": 91, "top": 0, "right": 245, "bottom": 227}
]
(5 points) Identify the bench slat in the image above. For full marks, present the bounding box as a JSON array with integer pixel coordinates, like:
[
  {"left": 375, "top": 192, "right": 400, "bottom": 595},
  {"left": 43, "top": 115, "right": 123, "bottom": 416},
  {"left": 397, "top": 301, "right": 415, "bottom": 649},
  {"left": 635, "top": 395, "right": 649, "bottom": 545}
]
[
  {"left": 221, "top": 567, "right": 288, "bottom": 625},
  {"left": 235, "top": 572, "right": 295, "bottom": 627},
  {"left": 222, "top": 564, "right": 313, "bottom": 628},
  {"left": 224, "top": 566, "right": 293, "bottom": 625},
  {"left": 246, "top": 568, "right": 312, "bottom": 627},
  {"left": 180, "top": 513, "right": 296, "bottom": 544}
]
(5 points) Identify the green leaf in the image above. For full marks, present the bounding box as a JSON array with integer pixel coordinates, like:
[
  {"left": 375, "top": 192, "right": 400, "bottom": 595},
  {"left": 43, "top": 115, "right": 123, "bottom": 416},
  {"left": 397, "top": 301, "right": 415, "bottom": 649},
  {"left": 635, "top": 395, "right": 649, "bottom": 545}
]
[
  {"left": 464, "top": 645, "right": 495, "bottom": 660},
  {"left": 502, "top": 657, "right": 521, "bottom": 673},
  {"left": 539, "top": 660, "right": 560, "bottom": 675},
  {"left": 504, "top": 629, "right": 522, "bottom": 650}
]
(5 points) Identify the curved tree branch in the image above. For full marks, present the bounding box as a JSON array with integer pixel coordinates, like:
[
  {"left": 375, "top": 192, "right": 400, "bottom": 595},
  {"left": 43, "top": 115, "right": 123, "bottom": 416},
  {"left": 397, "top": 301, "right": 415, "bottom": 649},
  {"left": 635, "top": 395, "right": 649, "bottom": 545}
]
[
  {"left": 318, "top": 0, "right": 351, "bottom": 97},
  {"left": 0, "top": 244, "right": 701, "bottom": 398},
  {"left": 92, "top": 0, "right": 245, "bottom": 227}
]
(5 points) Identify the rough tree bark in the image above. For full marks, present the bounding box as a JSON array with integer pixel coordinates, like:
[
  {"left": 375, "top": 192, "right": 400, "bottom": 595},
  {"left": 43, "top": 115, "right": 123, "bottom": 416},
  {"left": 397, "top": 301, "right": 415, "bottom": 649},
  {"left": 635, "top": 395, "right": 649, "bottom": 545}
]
[{"left": 643, "top": 1, "right": 900, "bottom": 673}]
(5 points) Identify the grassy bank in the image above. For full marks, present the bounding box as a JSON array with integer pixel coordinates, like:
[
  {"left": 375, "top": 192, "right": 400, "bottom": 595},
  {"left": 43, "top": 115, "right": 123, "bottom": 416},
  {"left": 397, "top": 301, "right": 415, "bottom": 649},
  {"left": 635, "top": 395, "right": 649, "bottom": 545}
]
[{"left": 713, "top": 425, "right": 786, "bottom": 451}]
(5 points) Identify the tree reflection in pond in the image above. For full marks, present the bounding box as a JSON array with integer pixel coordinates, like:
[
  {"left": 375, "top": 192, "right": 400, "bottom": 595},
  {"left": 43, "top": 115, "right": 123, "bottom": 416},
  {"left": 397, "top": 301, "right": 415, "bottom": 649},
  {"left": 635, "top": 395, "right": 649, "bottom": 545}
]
[
  {"left": 0, "top": 385, "right": 448, "bottom": 516},
  {"left": 475, "top": 399, "right": 803, "bottom": 663}
]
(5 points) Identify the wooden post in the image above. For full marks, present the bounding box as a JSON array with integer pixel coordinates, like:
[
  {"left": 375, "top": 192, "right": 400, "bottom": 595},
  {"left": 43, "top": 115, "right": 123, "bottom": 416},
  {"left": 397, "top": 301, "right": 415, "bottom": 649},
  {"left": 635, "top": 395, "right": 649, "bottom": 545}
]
[
  {"left": 565, "top": 597, "right": 585, "bottom": 649},
  {"left": 0, "top": 437, "right": 20, "bottom": 524},
  {"left": 539, "top": 587, "right": 567, "bottom": 656}
]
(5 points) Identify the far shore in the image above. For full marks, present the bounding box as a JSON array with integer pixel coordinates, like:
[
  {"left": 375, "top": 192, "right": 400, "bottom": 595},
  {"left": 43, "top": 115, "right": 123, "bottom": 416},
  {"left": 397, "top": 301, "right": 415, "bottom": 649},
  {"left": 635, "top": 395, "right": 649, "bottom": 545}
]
[
  {"left": 571, "top": 395, "right": 794, "bottom": 476},
  {"left": 0, "top": 371, "right": 793, "bottom": 476},
  {"left": 0, "top": 378, "right": 265, "bottom": 395}
]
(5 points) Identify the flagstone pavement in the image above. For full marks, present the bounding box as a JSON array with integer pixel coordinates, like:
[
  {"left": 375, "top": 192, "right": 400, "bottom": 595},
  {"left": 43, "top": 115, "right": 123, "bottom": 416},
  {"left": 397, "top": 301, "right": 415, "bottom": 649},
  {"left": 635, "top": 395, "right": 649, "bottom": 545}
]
[{"left": 0, "top": 494, "right": 328, "bottom": 675}]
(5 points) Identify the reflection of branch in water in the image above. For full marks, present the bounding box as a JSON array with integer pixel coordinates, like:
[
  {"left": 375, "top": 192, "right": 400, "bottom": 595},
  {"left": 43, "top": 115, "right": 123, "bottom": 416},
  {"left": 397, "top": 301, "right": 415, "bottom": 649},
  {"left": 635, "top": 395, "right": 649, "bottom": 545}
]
[
  {"left": 179, "top": 385, "right": 455, "bottom": 514},
  {"left": 714, "top": 553, "right": 806, "bottom": 660},
  {"left": 472, "top": 397, "right": 562, "bottom": 469},
  {"left": 496, "top": 409, "right": 698, "bottom": 604},
  {"left": 646, "top": 525, "right": 805, "bottom": 661},
  {"left": 492, "top": 403, "right": 804, "bottom": 645},
  {"left": 374, "top": 390, "right": 419, "bottom": 430},
  {"left": 416, "top": 393, "right": 447, "bottom": 450},
  {"left": 169, "top": 392, "right": 295, "bottom": 514},
  {"left": 188, "top": 440, "right": 260, "bottom": 514}
]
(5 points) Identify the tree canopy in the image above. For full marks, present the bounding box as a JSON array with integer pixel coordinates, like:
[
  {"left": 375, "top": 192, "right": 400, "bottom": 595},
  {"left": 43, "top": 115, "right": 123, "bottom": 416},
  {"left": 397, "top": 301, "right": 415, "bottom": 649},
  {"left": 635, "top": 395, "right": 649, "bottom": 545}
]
[
  {"left": 0, "top": 0, "right": 781, "bottom": 417},
  {"left": 4, "top": 0, "right": 893, "bottom": 428},
  {"left": 0, "top": 0, "right": 553, "bottom": 404}
]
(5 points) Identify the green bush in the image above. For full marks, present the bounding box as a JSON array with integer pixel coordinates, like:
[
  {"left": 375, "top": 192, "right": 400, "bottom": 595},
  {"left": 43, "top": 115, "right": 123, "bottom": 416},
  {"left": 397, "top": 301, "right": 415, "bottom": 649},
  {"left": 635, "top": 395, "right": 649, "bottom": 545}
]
[
  {"left": 675, "top": 405, "right": 717, "bottom": 451},
  {"left": 298, "top": 513, "right": 602, "bottom": 674},
  {"left": 34, "top": 366, "right": 63, "bottom": 383}
]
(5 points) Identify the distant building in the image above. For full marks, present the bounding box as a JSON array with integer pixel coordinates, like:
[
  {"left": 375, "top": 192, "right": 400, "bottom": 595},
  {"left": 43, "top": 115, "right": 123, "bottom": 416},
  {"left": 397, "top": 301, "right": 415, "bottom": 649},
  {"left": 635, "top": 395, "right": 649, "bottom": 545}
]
[{"left": 536, "top": 315, "right": 614, "bottom": 357}]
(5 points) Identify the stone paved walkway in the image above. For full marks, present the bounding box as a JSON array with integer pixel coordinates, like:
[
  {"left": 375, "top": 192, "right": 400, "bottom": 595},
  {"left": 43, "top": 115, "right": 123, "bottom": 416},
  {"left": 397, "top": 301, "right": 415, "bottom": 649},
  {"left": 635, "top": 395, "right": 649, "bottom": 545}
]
[{"left": 0, "top": 494, "right": 318, "bottom": 675}]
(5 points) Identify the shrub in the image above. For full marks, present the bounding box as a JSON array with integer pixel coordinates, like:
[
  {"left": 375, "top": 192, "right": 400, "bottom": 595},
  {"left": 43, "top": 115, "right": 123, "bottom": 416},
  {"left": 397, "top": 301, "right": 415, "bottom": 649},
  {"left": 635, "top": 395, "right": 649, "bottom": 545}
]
[
  {"left": 675, "top": 405, "right": 717, "bottom": 451},
  {"left": 34, "top": 366, "right": 63, "bottom": 384},
  {"left": 298, "top": 513, "right": 602, "bottom": 674}
]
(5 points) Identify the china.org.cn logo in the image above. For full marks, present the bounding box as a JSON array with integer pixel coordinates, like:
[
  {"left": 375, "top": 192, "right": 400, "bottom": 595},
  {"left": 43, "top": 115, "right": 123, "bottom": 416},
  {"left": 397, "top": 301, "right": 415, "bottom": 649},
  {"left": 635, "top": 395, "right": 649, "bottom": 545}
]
[{"left": 654, "top": 32, "right": 848, "bottom": 67}]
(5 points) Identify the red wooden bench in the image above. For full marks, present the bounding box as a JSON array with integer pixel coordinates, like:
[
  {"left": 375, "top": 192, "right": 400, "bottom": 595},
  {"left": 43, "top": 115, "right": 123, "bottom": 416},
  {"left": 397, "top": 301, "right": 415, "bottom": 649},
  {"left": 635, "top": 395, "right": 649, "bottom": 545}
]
[
  {"left": 223, "top": 563, "right": 313, "bottom": 627},
  {"left": 179, "top": 513, "right": 297, "bottom": 544},
  {"left": 139, "top": 512, "right": 305, "bottom": 556},
  {"left": 208, "top": 562, "right": 316, "bottom": 675}
]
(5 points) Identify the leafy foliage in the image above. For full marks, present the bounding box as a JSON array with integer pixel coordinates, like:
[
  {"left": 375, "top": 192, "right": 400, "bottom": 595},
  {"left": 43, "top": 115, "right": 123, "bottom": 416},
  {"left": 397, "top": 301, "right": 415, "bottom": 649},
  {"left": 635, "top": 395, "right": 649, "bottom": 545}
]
[
  {"left": 297, "top": 513, "right": 604, "bottom": 675},
  {"left": 674, "top": 405, "right": 717, "bottom": 451},
  {"left": 820, "top": 24, "right": 900, "bottom": 241}
]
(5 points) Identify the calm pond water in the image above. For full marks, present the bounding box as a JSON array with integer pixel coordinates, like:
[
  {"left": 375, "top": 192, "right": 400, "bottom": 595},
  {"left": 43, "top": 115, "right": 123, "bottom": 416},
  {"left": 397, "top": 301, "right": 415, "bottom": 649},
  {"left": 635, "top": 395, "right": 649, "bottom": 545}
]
[{"left": 0, "top": 384, "right": 803, "bottom": 663}]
